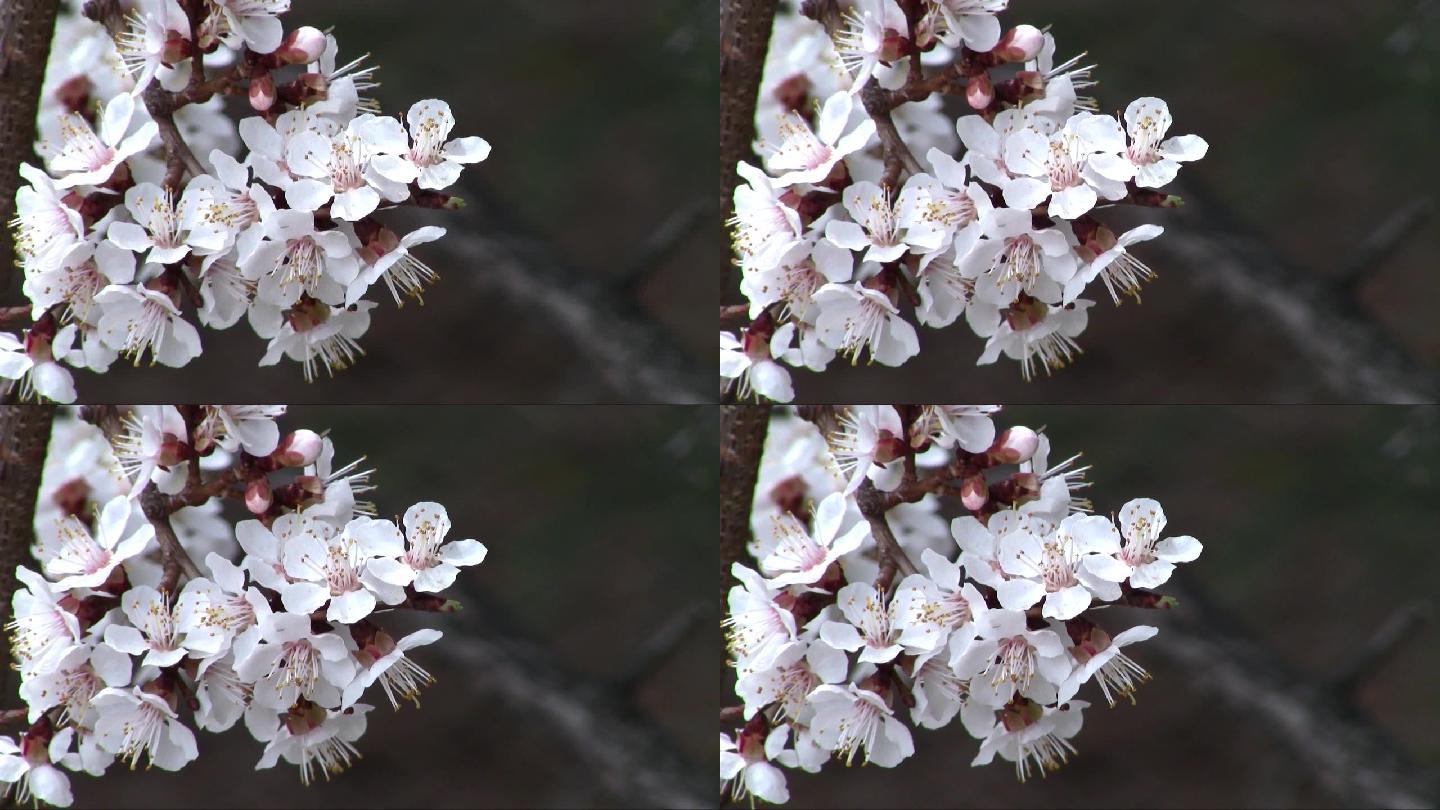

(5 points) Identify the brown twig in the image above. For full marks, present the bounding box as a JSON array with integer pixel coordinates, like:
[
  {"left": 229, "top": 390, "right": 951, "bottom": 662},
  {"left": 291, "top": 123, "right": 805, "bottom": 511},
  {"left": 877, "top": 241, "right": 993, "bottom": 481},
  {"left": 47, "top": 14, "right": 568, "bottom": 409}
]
[
  {"left": 142, "top": 83, "right": 206, "bottom": 189},
  {"left": 0, "top": 306, "right": 32, "bottom": 327},
  {"left": 855, "top": 479, "right": 918, "bottom": 585},
  {"left": 137, "top": 483, "right": 203, "bottom": 591},
  {"left": 862, "top": 80, "right": 923, "bottom": 189}
]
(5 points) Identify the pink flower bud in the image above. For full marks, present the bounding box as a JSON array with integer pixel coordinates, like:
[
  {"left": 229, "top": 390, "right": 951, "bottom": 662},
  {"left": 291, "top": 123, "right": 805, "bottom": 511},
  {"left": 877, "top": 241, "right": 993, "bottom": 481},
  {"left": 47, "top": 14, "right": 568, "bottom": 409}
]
[
  {"left": 273, "top": 429, "right": 323, "bottom": 467},
  {"left": 245, "top": 478, "right": 272, "bottom": 515},
  {"left": 249, "top": 72, "right": 275, "bottom": 112},
  {"left": 277, "top": 26, "right": 327, "bottom": 64},
  {"left": 960, "top": 474, "right": 988, "bottom": 511},
  {"left": 995, "top": 25, "right": 1044, "bottom": 62},
  {"left": 992, "top": 426, "right": 1039, "bottom": 464},
  {"left": 966, "top": 73, "right": 994, "bottom": 110}
]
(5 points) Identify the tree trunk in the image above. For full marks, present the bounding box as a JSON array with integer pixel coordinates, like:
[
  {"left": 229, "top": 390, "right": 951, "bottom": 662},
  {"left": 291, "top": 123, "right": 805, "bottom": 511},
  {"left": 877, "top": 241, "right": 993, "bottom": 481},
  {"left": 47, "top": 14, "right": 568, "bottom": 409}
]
[
  {"left": 718, "top": 0, "right": 777, "bottom": 230},
  {"left": 0, "top": 404, "right": 55, "bottom": 700},
  {"left": 0, "top": 0, "right": 61, "bottom": 294},
  {"left": 719, "top": 404, "right": 768, "bottom": 620}
]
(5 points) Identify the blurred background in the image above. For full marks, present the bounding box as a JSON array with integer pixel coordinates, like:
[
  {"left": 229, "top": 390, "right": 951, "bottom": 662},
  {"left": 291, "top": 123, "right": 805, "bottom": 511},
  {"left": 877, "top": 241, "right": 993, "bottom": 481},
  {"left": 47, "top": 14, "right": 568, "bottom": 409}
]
[
  {"left": 67, "top": 0, "right": 716, "bottom": 403},
  {"left": 759, "top": 405, "right": 1440, "bottom": 808},
  {"left": 74, "top": 405, "right": 717, "bottom": 808},
  {"left": 785, "top": 2, "right": 1440, "bottom": 403}
]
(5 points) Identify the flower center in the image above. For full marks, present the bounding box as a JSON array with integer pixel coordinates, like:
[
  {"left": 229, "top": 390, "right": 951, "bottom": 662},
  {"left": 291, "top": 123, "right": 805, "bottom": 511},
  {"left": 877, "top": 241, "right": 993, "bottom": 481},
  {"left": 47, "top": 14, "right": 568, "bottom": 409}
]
[{"left": 772, "top": 114, "right": 832, "bottom": 172}]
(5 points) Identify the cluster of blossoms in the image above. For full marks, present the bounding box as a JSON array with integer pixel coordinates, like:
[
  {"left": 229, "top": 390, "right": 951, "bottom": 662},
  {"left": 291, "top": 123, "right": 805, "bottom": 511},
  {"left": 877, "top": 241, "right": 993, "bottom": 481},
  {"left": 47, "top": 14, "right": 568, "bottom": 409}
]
[
  {"left": 721, "top": 405, "right": 1202, "bottom": 804},
  {"left": 3, "top": 0, "right": 491, "bottom": 402},
  {"left": 1, "top": 405, "right": 486, "bottom": 806},
  {"left": 721, "top": 0, "right": 1208, "bottom": 401}
]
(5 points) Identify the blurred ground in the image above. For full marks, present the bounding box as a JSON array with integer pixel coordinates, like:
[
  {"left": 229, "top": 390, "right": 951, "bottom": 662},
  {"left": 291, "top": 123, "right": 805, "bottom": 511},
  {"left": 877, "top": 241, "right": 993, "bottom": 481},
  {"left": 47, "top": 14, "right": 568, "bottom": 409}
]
[
  {"left": 773, "top": 405, "right": 1440, "bottom": 808},
  {"left": 785, "top": 2, "right": 1440, "bottom": 403},
  {"left": 67, "top": 0, "right": 717, "bottom": 403},
  {"left": 74, "top": 405, "right": 718, "bottom": 808}
]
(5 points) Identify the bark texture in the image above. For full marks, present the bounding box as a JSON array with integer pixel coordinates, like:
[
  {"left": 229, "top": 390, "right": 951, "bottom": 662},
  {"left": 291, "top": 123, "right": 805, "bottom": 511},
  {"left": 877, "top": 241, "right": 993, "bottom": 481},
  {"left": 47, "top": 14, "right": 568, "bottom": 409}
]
[
  {"left": 0, "top": 0, "right": 62, "bottom": 290},
  {"left": 0, "top": 404, "right": 55, "bottom": 700}
]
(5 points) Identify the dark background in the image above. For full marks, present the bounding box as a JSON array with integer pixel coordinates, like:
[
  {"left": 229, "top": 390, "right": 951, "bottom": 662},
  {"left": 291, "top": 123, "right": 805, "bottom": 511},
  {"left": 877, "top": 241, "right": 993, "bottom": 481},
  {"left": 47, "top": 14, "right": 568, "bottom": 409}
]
[
  {"left": 771, "top": 405, "right": 1440, "bottom": 808},
  {"left": 60, "top": 0, "right": 716, "bottom": 403},
  {"left": 72, "top": 405, "right": 717, "bottom": 808},
  {"left": 784, "top": 2, "right": 1440, "bottom": 403}
]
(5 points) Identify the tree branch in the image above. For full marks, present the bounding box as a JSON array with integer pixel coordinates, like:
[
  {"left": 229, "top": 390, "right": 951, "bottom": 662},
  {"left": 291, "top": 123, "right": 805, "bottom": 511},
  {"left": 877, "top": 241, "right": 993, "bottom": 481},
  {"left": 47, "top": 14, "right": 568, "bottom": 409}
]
[
  {"left": 435, "top": 230, "right": 706, "bottom": 403},
  {"left": 437, "top": 589, "right": 708, "bottom": 808},
  {"left": 0, "top": 404, "right": 55, "bottom": 702},
  {"left": 855, "top": 479, "right": 918, "bottom": 585},
  {"left": 861, "top": 81, "right": 922, "bottom": 189},
  {"left": 0, "top": 0, "right": 62, "bottom": 293},
  {"left": 1335, "top": 196, "right": 1434, "bottom": 293},
  {"left": 611, "top": 601, "right": 709, "bottom": 697},
  {"left": 1158, "top": 179, "right": 1440, "bottom": 403},
  {"left": 142, "top": 82, "right": 206, "bottom": 189},
  {"left": 1327, "top": 599, "right": 1433, "bottom": 697},
  {"left": 1148, "top": 576, "right": 1438, "bottom": 809},
  {"left": 137, "top": 483, "right": 203, "bottom": 591}
]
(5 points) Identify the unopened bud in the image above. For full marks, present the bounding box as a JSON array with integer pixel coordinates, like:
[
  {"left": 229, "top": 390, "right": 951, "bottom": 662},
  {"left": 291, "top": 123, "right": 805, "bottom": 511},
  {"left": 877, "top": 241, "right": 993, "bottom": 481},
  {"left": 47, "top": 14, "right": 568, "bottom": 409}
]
[
  {"left": 995, "top": 25, "right": 1044, "bottom": 62},
  {"left": 277, "top": 26, "right": 327, "bottom": 64},
  {"left": 249, "top": 72, "right": 275, "bottom": 112},
  {"left": 960, "top": 474, "right": 988, "bottom": 511},
  {"left": 274, "top": 429, "right": 323, "bottom": 467},
  {"left": 245, "top": 477, "right": 272, "bottom": 515},
  {"left": 992, "top": 426, "right": 1040, "bottom": 464},
  {"left": 966, "top": 73, "right": 994, "bottom": 110}
]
